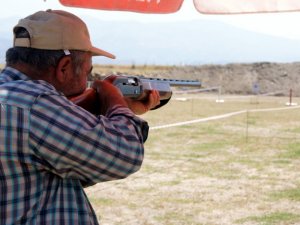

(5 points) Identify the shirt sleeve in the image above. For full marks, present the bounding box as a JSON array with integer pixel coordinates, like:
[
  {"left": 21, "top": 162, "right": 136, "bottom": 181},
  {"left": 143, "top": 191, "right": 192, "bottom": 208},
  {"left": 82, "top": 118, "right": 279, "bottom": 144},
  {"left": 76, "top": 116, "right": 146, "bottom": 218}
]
[{"left": 28, "top": 94, "right": 148, "bottom": 187}]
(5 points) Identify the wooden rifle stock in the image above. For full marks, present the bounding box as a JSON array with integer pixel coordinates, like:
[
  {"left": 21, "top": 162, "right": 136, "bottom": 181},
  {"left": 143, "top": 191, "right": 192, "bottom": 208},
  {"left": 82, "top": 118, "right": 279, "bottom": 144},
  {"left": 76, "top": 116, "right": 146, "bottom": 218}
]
[{"left": 68, "top": 88, "right": 99, "bottom": 114}]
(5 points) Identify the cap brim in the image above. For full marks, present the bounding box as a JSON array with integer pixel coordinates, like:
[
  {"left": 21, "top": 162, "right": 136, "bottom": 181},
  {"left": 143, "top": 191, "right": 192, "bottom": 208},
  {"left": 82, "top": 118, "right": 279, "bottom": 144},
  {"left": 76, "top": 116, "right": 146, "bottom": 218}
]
[{"left": 91, "top": 46, "right": 116, "bottom": 59}]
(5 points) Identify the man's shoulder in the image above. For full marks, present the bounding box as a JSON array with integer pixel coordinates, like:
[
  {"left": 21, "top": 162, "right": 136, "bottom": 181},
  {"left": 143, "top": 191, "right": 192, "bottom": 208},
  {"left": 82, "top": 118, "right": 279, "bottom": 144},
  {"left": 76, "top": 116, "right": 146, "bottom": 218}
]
[{"left": 0, "top": 70, "right": 64, "bottom": 109}]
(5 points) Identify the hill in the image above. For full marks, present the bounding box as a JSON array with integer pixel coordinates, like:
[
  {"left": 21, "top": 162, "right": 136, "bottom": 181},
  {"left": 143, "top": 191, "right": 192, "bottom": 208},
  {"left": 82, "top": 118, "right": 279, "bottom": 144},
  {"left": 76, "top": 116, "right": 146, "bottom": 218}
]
[
  {"left": 1, "top": 62, "right": 299, "bottom": 97},
  {"left": 91, "top": 62, "right": 300, "bottom": 97}
]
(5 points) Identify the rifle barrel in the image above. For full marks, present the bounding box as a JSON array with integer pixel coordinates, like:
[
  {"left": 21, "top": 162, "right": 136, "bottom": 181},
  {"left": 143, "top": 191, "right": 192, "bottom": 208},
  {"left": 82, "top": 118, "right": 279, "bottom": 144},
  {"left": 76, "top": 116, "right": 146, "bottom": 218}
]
[{"left": 140, "top": 77, "right": 201, "bottom": 87}]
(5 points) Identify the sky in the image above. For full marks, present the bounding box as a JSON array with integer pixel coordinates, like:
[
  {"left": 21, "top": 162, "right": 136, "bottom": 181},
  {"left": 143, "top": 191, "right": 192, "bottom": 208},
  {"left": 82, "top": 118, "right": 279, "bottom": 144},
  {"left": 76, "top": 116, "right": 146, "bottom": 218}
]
[
  {"left": 2, "top": 0, "right": 300, "bottom": 65},
  {"left": 3, "top": 0, "right": 300, "bottom": 41}
]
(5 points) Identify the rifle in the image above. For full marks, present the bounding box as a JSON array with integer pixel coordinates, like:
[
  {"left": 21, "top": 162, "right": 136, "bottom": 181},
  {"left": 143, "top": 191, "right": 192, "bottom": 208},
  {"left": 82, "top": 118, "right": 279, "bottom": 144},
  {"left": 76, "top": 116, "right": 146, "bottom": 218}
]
[{"left": 69, "top": 75, "right": 201, "bottom": 114}]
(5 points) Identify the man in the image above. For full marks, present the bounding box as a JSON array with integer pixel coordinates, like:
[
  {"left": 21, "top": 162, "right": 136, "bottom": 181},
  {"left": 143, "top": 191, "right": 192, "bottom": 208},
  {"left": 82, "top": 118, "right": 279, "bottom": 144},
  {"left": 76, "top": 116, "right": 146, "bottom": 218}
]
[{"left": 0, "top": 9, "right": 159, "bottom": 225}]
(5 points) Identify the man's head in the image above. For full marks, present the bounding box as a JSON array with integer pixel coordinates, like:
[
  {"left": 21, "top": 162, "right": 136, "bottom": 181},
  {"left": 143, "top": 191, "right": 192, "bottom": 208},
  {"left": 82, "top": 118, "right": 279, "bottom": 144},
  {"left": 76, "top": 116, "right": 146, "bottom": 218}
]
[
  {"left": 13, "top": 9, "right": 115, "bottom": 58},
  {"left": 6, "top": 10, "right": 114, "bottom": 96}
]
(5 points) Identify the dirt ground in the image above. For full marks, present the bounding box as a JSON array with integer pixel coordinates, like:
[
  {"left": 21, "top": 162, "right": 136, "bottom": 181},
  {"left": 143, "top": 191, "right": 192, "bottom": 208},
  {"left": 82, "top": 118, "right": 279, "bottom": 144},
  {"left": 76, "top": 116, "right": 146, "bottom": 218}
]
[{"left": 85, "top": 94, "right": 300, "bottom": 225}]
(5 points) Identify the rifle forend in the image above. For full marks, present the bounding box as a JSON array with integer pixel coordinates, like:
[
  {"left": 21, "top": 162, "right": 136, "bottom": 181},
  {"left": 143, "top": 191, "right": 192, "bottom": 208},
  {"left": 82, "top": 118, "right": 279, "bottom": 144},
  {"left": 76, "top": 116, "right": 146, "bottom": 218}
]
[{"left": 112, "top": 76, "right": 201, "bottom": 109}]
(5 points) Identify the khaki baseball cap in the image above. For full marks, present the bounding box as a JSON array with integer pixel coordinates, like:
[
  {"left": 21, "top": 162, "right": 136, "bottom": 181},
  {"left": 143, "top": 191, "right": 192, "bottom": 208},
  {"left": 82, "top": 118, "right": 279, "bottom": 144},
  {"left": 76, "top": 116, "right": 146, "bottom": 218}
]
[{"left": 13, "top": 9, "right": 115, "bottom": 59}]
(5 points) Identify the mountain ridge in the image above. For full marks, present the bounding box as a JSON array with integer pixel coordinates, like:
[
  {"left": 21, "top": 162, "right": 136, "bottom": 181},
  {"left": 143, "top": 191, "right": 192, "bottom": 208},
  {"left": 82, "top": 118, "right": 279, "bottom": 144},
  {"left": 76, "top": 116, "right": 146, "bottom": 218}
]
[{"left": 1, "top": 16, "right": 300, "bottom": 65}]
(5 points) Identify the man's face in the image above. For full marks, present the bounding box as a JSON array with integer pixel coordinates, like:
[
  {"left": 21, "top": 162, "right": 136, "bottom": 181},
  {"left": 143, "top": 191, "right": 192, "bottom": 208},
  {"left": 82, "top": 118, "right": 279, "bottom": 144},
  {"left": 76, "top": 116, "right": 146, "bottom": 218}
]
[{"left": 64, "top": 53, "right": 93, "bottom": 96}]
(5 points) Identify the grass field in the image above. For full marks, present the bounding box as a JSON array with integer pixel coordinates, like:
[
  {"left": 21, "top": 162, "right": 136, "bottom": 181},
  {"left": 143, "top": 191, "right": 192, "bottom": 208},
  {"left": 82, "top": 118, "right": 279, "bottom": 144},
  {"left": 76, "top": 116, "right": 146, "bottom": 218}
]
[{"left": 85, "top": 93, "right": 300, "bottom": 225}]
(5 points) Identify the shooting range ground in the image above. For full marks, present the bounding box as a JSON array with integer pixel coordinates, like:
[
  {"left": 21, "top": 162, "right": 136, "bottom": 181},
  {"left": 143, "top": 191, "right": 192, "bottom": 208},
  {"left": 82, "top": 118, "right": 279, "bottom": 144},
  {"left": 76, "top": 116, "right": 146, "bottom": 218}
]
[{"left": 87, "top": 93, "right": 300, "bottom": 225}]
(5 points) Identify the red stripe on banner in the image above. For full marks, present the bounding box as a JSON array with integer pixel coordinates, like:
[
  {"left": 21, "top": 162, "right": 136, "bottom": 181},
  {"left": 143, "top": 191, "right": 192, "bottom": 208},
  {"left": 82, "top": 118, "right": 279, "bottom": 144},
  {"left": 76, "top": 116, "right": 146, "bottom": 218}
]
[{"left": 59, "top": 0, "right": 183, "bottom": 14}]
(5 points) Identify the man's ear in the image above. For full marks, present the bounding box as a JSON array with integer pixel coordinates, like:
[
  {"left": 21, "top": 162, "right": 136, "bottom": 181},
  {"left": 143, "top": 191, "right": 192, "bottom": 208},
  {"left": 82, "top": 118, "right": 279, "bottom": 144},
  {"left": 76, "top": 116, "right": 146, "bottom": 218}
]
[{"left": 55, "top": 56, "right": 72, "bottom": 83}]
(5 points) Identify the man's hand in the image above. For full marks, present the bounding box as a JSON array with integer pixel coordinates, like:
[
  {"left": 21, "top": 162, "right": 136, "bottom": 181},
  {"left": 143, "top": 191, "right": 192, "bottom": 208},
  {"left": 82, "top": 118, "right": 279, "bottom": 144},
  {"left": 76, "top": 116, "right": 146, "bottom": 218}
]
[
  {"left": 124, "top": 90, "right": 160, "bottom": 115},
  {"left": 103, "top": 75, "right": 160, "bottom": 115},
  {"left": 92, "top": 80, "right": 128, "bottom": 115}
]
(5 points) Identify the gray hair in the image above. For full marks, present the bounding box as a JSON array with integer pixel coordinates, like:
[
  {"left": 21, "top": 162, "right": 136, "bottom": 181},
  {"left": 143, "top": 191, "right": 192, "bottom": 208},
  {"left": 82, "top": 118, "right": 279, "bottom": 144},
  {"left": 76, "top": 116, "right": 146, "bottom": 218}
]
[{"left": 6, "top": 48, "right": 86, "bottom": 76}]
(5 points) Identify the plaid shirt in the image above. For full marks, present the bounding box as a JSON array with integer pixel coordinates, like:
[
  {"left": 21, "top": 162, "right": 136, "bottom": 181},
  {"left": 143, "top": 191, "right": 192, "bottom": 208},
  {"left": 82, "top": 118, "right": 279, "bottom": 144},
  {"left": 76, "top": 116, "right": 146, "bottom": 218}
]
[{"left": 0, "top": 67, "right": 148, "bottom": 225}]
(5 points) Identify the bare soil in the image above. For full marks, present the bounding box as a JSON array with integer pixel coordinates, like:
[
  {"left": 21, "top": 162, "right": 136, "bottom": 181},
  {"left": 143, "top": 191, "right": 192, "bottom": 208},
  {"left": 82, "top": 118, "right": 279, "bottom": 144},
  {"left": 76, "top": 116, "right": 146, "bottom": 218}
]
[{"left": 85, "top": 95, "right": 300, "bottom": 225}]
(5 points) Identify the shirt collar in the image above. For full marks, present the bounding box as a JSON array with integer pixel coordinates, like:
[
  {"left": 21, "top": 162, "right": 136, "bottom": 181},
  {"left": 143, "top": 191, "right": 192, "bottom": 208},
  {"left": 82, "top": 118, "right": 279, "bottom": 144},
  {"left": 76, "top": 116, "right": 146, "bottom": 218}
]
[
  {"left": 1, "top": 66, "right": 31, "bottom": 82},
  {"left": 1, "top": 66, "right": 58, "bottom": 92}
]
